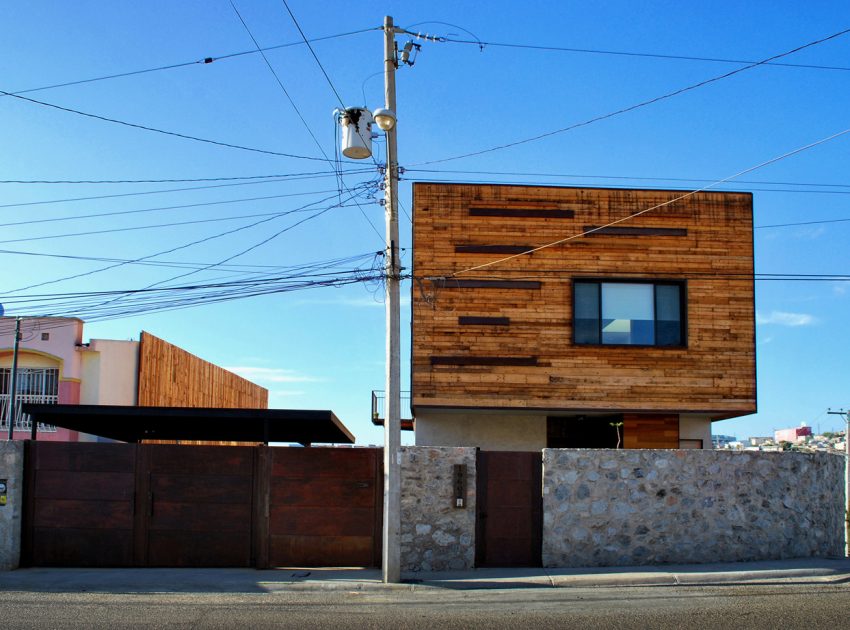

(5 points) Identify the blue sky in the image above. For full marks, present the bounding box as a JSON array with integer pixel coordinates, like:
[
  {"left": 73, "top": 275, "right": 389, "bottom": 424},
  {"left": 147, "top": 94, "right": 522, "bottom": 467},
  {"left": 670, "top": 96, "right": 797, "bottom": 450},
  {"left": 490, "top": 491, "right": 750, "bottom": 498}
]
[{"left": 1, "top": 1, "right": 848, "bottom": 443}]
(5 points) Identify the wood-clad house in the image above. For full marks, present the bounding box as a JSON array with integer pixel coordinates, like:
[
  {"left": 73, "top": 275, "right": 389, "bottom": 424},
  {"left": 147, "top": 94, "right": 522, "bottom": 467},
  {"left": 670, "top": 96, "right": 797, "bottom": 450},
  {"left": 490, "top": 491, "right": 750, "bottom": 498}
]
[{"left": 411, "top": 182, "right": 756, "bottom": 450}]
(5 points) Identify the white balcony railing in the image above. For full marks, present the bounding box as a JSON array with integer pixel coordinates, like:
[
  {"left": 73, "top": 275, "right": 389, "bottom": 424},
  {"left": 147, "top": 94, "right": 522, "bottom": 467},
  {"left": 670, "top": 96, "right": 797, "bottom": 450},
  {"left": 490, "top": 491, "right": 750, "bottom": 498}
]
[{"left": 0, "top": 394, "right": 59, "bottom": 433}]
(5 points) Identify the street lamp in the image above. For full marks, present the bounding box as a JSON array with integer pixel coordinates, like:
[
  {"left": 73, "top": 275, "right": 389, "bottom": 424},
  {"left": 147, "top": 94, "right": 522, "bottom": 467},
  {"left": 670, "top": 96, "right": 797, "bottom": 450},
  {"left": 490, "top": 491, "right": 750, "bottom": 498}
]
[{"left": 373, "top": 108, "right": 397, "bottom": 132}]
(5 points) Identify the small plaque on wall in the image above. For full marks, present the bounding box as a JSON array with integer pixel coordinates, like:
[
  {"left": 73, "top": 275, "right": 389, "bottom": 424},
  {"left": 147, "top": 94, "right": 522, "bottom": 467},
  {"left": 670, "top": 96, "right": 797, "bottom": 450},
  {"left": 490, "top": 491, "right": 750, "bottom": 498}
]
[{"left": 453, "top": 464, "right": 467, "bottom": 508}]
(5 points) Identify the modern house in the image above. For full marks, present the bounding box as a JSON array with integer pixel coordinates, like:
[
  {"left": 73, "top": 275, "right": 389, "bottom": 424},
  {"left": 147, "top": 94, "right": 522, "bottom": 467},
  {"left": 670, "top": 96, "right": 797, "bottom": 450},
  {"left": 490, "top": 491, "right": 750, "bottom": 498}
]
[
  {"left": 410, "top": 182, "right": 756, "bottom": 450},
  {"left": 0, "top": 317, "right": 267, "bottom": 441}
]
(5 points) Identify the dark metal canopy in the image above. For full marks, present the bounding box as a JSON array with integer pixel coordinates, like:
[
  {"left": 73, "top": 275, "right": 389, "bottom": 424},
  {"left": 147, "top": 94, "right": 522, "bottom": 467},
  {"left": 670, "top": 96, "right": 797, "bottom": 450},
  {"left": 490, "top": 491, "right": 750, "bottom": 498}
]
[{"left": 21, "top": 404, "right": 355, "bottom": 445}]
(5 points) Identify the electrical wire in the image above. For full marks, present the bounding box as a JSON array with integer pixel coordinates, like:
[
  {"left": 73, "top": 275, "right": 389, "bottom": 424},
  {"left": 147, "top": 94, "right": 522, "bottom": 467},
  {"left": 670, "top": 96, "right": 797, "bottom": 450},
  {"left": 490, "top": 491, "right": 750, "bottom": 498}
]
[
  {"left": 414, "top": 27, "right": 850, "bottom": 166},
  {"left": 0, "top": 170, "right": 373, "bottom": 209},
  {"left": 406, "top": 177, "right": 850, "bottom": 197},
  {"left": 4, "top": 27, "right": 379, "bottom": 97},
  {"left": 3, "top": 266, "right": 847, "bottom": 335},
  {"left": 0, "top": 169, "right": 372, "bottom": 185},
  {"left": 228, "top": 1, "right": 383, "bottom": 242},
  {"left": 0, "top": 257, "right": 399, "bottom": 327},
  {"left": 126, "top": 187, "right": 368, "bottom": 292},
  {"left": 444, "top": 125, "right": 850, "bottom": 277},
  {"left": 0, "top": 87, "right": 333, "bottom": 162},
  {"left": 280, "top": 0, "right": 347, "bottom": 109},
  {"left": 0, "top": 202, "right": 364, "bottom": 245},
  {"left": 438, "top": 34, "right": 850, "bottom": 73},
  {"left": 3, "top": 188, "right": 367, "bottom": 294},
  {"left": 405, "top": 168, "right": 850, "bottom": 191},
  {"left": 0, "top": 188, "right": 346, "bottom": 229}
]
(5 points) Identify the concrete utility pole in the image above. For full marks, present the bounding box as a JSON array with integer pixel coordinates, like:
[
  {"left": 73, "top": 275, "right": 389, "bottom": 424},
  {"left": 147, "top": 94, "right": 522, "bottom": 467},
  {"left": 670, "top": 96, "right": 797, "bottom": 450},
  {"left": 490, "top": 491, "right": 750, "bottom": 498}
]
[
  {"left": 6, "top": 316, "right": 22, "bottom": 440},
  {"left": 381, "top": 14, "right": 402, "bottom": 585},
  {"left": 827, "top": 408, "right": 850, "bottom": 557}
]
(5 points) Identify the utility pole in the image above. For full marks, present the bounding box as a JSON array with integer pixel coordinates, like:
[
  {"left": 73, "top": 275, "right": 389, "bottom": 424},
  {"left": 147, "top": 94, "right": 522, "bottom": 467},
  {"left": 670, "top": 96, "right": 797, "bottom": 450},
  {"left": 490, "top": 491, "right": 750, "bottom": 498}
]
[
  {"left": 6, "top": 316, "right": 22, "bottom": 440},
  {"left": 827, "top": 408, "right": 849, "bottom": 557},
  {"left": 336, "top": 15, "right": 404, "bottom": 583},
  {"left": 381, "top": 14, "right": 402, "bottom": 585}
]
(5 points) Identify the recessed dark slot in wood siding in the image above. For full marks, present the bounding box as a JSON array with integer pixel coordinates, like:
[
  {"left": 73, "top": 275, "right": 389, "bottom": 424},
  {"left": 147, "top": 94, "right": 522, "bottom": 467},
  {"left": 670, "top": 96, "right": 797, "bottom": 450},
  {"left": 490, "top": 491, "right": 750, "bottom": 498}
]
[
  {"left": 435, "top": 279, "right": 541, "bottom": 290},
  {"left": 469, "top": 208, "right": 575, "bottom": 218},
  {"left": 583, "top": 226, "right": 688, "bottom": 236},
  {"left": 430, "top": 356, "right": 538, "bottom": 366},
  {"left": 458, "top": 316, "right": 511, "bottom": 326},
  {"left": 455, "top": 245, "right": 534, "bottom": 254}
]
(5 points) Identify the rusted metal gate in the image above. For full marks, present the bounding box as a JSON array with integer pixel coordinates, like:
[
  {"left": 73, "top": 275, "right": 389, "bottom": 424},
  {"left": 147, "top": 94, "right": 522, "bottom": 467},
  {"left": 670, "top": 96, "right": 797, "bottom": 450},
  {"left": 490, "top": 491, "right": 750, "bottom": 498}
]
[
  {"left": 475, "top": 451, "right": 542, "bottom": 567},
  {"left": 256, "top": 447, "right": 382, "bottom": 568},
  {"left": 22, "top": 442, "right": 382, "bottom": 568},
  {"left": 23, "top": 442, "right": 137, "bottom": 567},
  {"left": 140, "top": 445, "right": 255, "bottom": 567}
]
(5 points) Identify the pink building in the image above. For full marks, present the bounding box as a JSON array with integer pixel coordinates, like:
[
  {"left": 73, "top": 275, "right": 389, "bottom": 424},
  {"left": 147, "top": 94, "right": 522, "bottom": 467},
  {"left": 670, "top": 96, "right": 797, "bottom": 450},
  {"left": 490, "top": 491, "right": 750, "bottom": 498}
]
[
  {"left": 774, "top": 424, "right": 812, "bottom": 444},
  {"left": 1, "top": 316, "right": 265, "bottom": 442}
]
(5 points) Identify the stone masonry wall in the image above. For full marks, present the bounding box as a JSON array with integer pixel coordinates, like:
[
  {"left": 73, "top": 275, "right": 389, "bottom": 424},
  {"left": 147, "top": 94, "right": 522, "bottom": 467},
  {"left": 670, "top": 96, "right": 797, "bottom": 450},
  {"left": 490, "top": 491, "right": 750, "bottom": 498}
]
[
  {"left": 0, "top": 441, "right": 24, "bottom": 571},
  {"left": 543, "top": 449, "right": 845, "bottom": 568},
  {"left": 400, "top": 446, "right": 476, "bottom": 572}
]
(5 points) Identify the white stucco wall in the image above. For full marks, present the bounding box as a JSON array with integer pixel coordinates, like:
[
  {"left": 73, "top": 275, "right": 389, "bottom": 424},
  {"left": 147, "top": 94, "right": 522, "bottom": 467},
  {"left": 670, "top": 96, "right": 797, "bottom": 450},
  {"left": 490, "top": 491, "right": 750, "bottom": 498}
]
[
  {"left": 415, "top": 411, "right": 547, "bottom": 450},
  {"left": 680, "top": 414, "right": 713, "bottom": 449},
  {"left": 80, "top": 339, "right": 139, "bottom": 405}
]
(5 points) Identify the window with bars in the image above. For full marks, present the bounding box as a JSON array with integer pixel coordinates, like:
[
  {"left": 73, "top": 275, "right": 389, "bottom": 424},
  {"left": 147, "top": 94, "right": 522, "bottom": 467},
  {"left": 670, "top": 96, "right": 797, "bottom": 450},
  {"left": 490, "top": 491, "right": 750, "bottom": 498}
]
[{"left": 0, "top": 367, "right": 60, "bottom": 397}]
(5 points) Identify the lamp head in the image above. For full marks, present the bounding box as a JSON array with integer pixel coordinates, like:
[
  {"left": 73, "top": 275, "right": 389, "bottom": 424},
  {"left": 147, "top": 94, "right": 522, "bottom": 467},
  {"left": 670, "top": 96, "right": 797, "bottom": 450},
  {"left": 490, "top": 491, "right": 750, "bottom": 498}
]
[{"left": 373, "top": 107, "right": 397, "bottom": 132}]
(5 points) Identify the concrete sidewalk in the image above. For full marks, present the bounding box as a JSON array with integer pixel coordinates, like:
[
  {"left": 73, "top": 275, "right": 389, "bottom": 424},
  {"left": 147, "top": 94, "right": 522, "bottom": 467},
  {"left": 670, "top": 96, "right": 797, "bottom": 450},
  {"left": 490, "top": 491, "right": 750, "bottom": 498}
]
[{"left": 1, "top": 558, "right": 849, "bottom": 594}]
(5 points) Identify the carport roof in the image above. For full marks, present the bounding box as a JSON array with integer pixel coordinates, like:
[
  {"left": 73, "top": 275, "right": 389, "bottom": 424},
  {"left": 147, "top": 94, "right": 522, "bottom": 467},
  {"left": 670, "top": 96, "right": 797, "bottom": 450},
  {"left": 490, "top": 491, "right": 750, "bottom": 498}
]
[{"left": 21, "top": 404, "right": 355, "bottom": 445}]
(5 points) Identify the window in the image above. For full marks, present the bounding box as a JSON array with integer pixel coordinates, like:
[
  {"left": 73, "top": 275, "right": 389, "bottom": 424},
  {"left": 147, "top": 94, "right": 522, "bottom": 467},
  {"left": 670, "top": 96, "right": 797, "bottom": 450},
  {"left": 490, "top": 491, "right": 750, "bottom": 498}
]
[
  {"left": 574, "top": 280, "right": 685, "bottom": 346},
  {"left": 0, "top": 367, "right": 59, "bottom": 397}
]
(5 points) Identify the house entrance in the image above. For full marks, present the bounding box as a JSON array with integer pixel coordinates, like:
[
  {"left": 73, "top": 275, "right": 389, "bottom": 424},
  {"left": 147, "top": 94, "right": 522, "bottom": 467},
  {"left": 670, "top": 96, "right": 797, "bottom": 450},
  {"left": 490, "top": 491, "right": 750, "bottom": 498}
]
[
  {"left": 547, "top": 415, "right": 623, "bottom": 448},
  {"left": 475, "top": 451, "right": 542, "bottom": 567}
]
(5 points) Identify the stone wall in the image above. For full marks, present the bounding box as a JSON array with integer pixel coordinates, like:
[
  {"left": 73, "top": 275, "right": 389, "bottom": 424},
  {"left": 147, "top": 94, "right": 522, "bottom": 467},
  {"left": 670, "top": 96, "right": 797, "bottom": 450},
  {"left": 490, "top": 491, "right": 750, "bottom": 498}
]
[
  {"left": 543, "top": 449, "right": 845, "bottom": 567},
  {"left": 400, "top": 446, "right": 476, "bottom": 571},
  {"left": 0, "top": 441, "right": 24, "bottom": 571}
]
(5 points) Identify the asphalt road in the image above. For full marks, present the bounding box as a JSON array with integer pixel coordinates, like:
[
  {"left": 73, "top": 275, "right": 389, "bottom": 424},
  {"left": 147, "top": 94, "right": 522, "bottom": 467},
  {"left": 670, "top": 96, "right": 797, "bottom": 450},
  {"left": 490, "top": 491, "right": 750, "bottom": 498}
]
[{"left": 4, "top": 583, "right": 850, "bottom": 629}]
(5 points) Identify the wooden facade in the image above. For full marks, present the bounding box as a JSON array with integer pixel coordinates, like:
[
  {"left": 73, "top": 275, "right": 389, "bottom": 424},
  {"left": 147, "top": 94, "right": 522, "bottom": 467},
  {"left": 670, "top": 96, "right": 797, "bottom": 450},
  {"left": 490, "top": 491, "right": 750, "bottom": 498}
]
[
  {"left": 411, "top": 183, "right": 756, "bottom": 420},
  {"left": 138, "top": 332, "right": 268, "bottom": 409}
]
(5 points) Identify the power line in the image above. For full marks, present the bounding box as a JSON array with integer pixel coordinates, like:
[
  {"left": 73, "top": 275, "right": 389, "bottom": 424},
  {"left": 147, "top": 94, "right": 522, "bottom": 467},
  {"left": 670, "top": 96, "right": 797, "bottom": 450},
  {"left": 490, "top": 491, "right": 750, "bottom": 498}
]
[
  {"left": 3, "top": 188, "right": 366, "bottom": 294},
  {"left": 755, "top": 217, "right": 850, "bottom": 229},
  {"left": 0, "top": 87, "right": 333, "bottom": 162},
  {"left": 119, "top": 187, "right": 368, "bottom": 294},
  {"left": 0, "top": 169, "right": 371, "bottom": 185},
  {"left": 228, "top": 1, "right": 383, "bottom": 242},
  {"left": 280, "top": 0, "right": 347, "bottom": 109},
  {"left": 229, "top": 0, "right": 330, "bottom": 166},
  {"left": 0, "top": 170, "right": 373, "bottom": 209},
  {"left": 439, "top": 34, "right": 850, "bottom": 73},
  {"left": 5, "top": 27, "right": 379, "bottom": 97},
  {"left": 417, "top": 271, "right": 850, "bottom": 281},
  {"left": 0, "top": 249, "right": 381, "bottom": 282},
  {"left": 414, "top": 27, "right": 850, "bottom": 166},
  {"left": 0, "top": 202, "right": 364, "bottom": 245},
  {"left": 0, "top": 255, "right": 393, "bottom": 326},
  {"left": 405, "top": 176, "right": 850, "bottom": 197},
  {"left": 405, "top": 168, "right": 850, "bottom": 191},
  {"left": 445, "top": 125, "right": 850, "bottom": 277},
  {"left": 0, "top": 188, "right": 345, "bottom": 228}
]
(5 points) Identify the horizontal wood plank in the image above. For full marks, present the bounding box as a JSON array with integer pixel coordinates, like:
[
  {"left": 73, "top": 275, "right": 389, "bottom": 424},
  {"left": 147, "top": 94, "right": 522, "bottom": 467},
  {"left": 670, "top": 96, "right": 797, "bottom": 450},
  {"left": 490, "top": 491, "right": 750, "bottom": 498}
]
[{"left": 583, "top": 226, "right": 688, "bottom": 236}]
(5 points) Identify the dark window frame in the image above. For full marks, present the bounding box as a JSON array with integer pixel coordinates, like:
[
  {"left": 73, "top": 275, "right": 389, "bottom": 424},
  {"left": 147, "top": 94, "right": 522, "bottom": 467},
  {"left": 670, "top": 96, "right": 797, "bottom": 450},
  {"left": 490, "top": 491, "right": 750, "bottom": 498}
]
[{"left": 572, "top": 278, "right": 688, "bottom": 348}]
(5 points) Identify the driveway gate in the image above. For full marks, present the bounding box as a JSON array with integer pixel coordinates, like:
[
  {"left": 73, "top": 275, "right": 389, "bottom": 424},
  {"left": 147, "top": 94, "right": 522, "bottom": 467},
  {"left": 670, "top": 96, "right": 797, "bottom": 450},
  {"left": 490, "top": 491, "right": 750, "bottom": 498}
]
[{"left": 22, "top": 442, "right": 382, "bottom": 568}]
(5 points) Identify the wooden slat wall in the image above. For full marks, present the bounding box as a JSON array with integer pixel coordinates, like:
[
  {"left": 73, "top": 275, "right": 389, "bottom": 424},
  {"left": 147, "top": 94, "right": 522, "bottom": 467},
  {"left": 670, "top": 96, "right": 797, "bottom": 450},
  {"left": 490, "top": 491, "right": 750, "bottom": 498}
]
[
  {"left": 137, "top": 332, "right": 268, "bottom": 409},
  {"left": 412, "top": 183, "right": 756, "bottom": 418},
  {"left": 623, "top": 414, "right": 679, "bottom": 449}
]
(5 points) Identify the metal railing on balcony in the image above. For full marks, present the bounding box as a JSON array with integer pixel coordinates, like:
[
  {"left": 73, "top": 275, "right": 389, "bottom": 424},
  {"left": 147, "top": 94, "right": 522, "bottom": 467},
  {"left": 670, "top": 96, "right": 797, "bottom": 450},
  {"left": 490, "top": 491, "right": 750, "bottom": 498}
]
[
  {"left": 371, "top": 390, "right": 414, "bottom": 431},
  {"left": 0, "top": 394, "right": 59, "bottom": 434}
]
